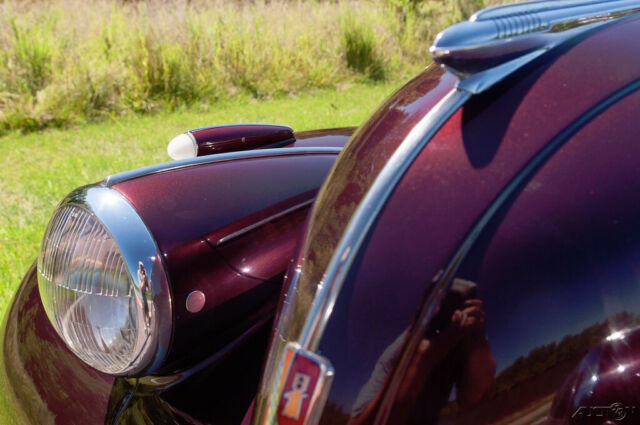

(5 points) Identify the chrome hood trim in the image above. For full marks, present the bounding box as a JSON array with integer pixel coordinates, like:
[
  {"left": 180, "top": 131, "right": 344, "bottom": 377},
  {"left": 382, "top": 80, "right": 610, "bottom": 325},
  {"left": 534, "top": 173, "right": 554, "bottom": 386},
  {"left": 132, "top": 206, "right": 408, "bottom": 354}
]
[
  {"left": 297, "top": 89, "right": 471, "bottom": 350},
  {"left": 431, "top": 0, "right": 640, "bottom": 93},
  {"left": 104, "top": 147, "right": 343, "bottom": 186}
]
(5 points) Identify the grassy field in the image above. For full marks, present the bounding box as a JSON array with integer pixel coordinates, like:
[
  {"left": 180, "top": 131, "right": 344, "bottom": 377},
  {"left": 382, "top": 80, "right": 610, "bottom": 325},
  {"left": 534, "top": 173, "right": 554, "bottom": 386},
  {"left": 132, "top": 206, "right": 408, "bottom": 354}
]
[
  {"left": 0, "top": 80, "right": 404, "bottom": 318},
  {"left": 0, "top": 0, "right": 485, "bottom": 135}
]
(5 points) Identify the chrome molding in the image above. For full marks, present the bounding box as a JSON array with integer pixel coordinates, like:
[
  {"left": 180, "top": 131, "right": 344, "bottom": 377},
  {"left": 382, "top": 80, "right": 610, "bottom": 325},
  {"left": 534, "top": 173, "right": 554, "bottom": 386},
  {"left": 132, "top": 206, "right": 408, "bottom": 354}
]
[
  {"left": 432, "top": 0, "right": 640, "bottom": 93},
  {"left": 61, "top": 185, "right": 173, "bottom": 375},
  {"left": 372, "top": 77, "right": 640, "bottom": 425},
  {"left": 103, "top": 147, "right": 343, "bottom": 186},
  {"left": 215, "top": 198, "right": 315, "bottom": 246},
  {"left": 253, "top": 88, "right": 470, "bottom": 425},
  {"left": 299, "top": 89, "right": 470, "bottom": 350}
]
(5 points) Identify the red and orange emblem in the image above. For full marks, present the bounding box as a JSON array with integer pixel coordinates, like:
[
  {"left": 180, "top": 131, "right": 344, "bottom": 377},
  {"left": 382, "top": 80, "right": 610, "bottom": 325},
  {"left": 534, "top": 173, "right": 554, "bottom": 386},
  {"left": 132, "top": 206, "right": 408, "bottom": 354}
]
[{"left": 276, "top": 344, "right": 333, "bottom": 425}]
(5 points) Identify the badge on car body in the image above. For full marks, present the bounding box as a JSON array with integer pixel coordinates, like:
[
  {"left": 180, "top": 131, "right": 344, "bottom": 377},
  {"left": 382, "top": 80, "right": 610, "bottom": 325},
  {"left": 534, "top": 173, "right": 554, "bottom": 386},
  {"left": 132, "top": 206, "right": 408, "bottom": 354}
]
[{"left": 276, "top": 343, "right": 334, "bottom": 425}]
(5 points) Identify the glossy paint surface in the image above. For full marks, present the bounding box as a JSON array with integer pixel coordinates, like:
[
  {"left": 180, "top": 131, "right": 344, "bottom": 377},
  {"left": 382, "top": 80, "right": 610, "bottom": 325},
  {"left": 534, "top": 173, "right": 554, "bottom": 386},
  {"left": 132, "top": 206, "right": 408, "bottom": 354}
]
[
  {"left": 0, "top": 264, "right": 276, "bottom": 425},
  {"left": 113, "top": 152, "right": 338, "bottom": 369},
  {"left": 114, "top": 154, "right": 336, "bottom": 252},
  {"left": 191, "top": 124, "right": 294, "bottom": 155},
  {"left": 272, "top": 15, "right": 640, "bottom": 424},
  {"left": 217, "top": 203, "right": 309, "bottom": 281},
  {"left": 381, "top": 88, "right": 640, "bottom": 425},
  {"left": 276, "top": 65, "right": 457, "bottom": 341},
  {"left": 1, "top": 264, "right": 114, "bottom": 424},
  {"left": 289, "top": 127, "right": 355, "bottom": 148},
  {"left": 252, "top": 68, "right": 459, "bottom": 425},
  {"left": 113, "top": 323, "right": 273, "bottom": 425},
  {"left": 548, "top": 327, "right": 640, "bottom": 424}
]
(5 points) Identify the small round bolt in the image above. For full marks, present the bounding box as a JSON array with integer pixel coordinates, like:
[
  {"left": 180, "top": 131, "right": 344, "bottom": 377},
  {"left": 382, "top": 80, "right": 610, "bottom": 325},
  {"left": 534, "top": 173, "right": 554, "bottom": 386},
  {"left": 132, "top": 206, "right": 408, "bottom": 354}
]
[{"left": 186, "top": 290, "right": 206, "bottom": 313}]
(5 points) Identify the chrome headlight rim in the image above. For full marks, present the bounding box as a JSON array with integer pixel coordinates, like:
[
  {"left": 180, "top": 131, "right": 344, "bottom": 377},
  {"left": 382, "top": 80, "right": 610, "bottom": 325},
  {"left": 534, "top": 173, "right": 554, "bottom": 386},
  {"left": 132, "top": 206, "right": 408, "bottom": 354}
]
[{"left": 38, "top": 184, "right": 172, "bottom": 376}]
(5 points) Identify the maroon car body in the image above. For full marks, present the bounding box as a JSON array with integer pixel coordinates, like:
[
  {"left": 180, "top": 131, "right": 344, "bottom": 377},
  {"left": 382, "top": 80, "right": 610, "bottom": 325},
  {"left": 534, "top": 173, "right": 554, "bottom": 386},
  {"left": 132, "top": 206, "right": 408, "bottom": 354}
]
[{"left": 3, "top": 1, "right": 640, "bottom": 425}]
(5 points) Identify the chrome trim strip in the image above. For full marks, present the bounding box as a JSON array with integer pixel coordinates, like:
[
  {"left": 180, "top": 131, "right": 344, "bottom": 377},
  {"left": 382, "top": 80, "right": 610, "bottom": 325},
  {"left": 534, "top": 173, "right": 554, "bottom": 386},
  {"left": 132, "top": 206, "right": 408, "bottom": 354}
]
[
  {"left": 299, "top": 89, "right": 470, "bottom": 350},
  {"left": 60, "top": 185, "right": 173, "bottom": 375},
  {"left": 215, "top": 198, "right": 315, "bottom": 246},
  {"left": 253, "top": 88, "right": 470, "bottom": 425},
  {"left": 474, "top": 0, "right": 632, "bottom": 20},
  {"left": 372, "top": 77, "right": 640, "bottom": 425},
  {"left": 104, "top": 147, "right": 343, "bottom": 186},
  {"left": 431, "top": 0, "right": 640, "bottom": 93}
]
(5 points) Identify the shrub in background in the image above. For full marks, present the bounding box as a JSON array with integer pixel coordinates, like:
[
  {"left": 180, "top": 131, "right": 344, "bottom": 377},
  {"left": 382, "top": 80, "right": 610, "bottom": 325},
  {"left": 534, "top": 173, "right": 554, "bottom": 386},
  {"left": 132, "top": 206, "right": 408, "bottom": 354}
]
[
  {"left": 0, "top": 0, "right": 495, "bottom": 135},
  {"left": 342, "top": 14, "right": 386, "bottom": 81}
]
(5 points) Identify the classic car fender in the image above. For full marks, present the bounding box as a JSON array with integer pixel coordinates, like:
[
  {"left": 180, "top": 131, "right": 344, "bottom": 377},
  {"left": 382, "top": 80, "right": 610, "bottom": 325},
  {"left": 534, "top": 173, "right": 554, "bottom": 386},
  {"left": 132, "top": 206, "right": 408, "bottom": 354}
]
[
  {"left": 253, "top": 7, "right": 640, "bottom": 425},
  {"left": 1, "top": 263, "right": 114, "bottom": 424},
  {"left": 109, "top": 148, "right": 342, "bottom": 371},
  {"left": 0, "top": 129, "right": 352, "bottom": 424}
]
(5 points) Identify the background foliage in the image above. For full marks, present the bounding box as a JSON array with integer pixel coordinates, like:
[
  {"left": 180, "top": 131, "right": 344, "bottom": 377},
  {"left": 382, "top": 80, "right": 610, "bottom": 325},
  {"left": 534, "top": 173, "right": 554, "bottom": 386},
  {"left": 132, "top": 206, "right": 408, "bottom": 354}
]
[{"left": 0, "top": 0, "right": 488, "bottom": 135}]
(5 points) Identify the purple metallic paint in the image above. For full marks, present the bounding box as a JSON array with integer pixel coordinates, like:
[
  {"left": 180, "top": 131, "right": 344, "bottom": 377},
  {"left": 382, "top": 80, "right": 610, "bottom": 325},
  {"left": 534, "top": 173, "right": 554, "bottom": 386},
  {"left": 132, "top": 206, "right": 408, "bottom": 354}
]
[
  {"left": 438, "top": 89, "right": 640, "bottom": 425},
  {"left": 289, "top": 128, "right": 355, "bottom": 149},
  {"left": 113, "top": 155, "right": 334, "bottom": 252},
  {"left": 190, "top": 124, "right": 294, "bottom": 155},
  {"left": 545, "top": 326, "right": 640, "bottom": 424},
  {"left": 328, "top": 11, "right": 640, "bottom": 362},
  {"left": 188, "top": 125, "right": 354, "bottom": 156},
  {"left": 272, "top": 65, "right": 458, "bottom": 342},
  {"left": 217, "top": 203, "right": 310, "bottom": 281},
  {"left": 297, "top": 15, "right": 640, "bottom": 425},
  {"left": 112, "top": 153, "right": 338, "bottom": 369}
]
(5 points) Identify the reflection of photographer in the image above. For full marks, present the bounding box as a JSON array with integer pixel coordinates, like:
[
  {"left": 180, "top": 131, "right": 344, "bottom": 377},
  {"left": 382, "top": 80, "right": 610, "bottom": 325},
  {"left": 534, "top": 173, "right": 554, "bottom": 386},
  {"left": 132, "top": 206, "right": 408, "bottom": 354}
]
[
  {"left": 426, "top": 279, "right": 481, "bottom": 339},
  {"left": 351, "top": 278, "right": 495, "bottom": 425}
]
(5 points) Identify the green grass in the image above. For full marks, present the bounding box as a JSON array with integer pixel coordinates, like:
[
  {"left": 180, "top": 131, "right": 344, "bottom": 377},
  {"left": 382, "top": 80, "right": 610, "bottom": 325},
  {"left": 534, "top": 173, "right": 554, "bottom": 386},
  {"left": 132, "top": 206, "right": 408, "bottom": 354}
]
[
  {"left": 0, "top": 80, "right": 404, "bottom": 319},
  {"left": 0, "top": 0, "right": 488, "bottom": 135}
]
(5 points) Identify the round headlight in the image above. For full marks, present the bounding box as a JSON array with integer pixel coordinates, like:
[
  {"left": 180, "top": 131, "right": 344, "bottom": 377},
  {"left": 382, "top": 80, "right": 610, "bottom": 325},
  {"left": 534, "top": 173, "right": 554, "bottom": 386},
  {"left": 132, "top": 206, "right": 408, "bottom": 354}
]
[{"left": 37, "top": 186, "right": 172, "bottom": 375}]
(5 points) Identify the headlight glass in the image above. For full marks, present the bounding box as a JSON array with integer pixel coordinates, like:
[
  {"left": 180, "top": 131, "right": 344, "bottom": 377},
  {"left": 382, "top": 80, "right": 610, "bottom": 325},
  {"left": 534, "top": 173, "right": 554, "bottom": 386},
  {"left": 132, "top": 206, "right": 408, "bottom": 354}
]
[{"left": 37, "top": 186, "right": 171, "bottom": 375}]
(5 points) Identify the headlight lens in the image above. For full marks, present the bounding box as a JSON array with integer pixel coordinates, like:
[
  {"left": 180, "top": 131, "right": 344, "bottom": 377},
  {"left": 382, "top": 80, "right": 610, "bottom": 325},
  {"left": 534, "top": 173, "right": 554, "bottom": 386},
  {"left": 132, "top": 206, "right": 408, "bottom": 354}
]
[{"left": 37, "top": 186, "right": 171, "bottom": 375}]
